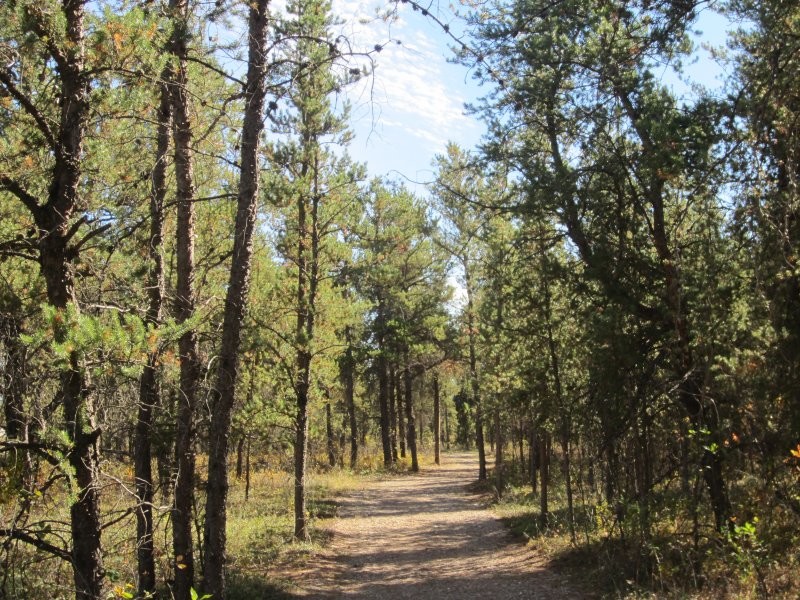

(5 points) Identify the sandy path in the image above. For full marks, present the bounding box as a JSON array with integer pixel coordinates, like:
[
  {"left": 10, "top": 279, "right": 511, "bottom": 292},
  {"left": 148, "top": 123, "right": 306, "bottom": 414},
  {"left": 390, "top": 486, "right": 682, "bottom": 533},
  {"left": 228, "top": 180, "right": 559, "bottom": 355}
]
[{"left": 291, "top": 452, "right": 581, "bottom": 599}]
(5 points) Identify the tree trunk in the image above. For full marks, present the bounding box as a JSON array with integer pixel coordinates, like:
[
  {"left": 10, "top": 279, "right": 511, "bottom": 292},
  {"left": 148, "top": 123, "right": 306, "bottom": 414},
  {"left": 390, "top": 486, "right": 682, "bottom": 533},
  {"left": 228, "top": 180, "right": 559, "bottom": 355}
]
[
  {"left": 389, "top": 368, "right": 399, "bottom": 462},
  {"left": 14, "top": 1, "right": 106, "bottom": 596},
  {"left": 134, "top": 71, "right": 170, "bottom": 599},
  {"left": 168, "top": 1, "right": 201, "bottom": 596},
  {"left": 291, "top": 99, "right": 326, "bottom": 546},
  {"left": 326, "top": 401, "right": 336, "bottom": 468},
  {"left": 1, "top": 313, "right": 31, "bottom": 483},
  {"left": 529, "top": 422, "right": 538, "bottom": 495},
  {"left": 444, "top": 398, "right": 451, "bottom": 450},
  {"left": 396, "top": 368, "right": 406, "bottom": 458},
  {"left": 620, "top": 90, "right": 732, "bottom": 533},
  {"left": 465, "top": 264, "right": 486, "bottom": 480},
  {"left": 433, "top": 372, "right": 441, "bottom": 465},
  {"left": 494, "top": 409, "right": 504, "bottom": 494},
  {"left": 236, "top": 436, "right": 245, "bottom": 480},
  {"left": 634, "top": 409, "right": 652, "bottom": 542},
  {"left": 403, "top": 357, "right": 419, "bottom": 472},
  {"left": 201, "top": 3, "right": 269, "bottom": 594},
  {"left": 377, "top": 349, "right": 392, "bottom": 467},
  {"left": 294, "top": 390, "right": 310, "bottom": 540},
  {"left": 341, "top": 333, "right": 358, "bottom": 469},
  {"left": 539, "top": 430, "right": 550, "bottom": 530},
  {"left": 560, "top": 428, "right": 576, "bottom": 543},
  {"left": 245, "top": 437, "right": 252, "bottom": 502}
]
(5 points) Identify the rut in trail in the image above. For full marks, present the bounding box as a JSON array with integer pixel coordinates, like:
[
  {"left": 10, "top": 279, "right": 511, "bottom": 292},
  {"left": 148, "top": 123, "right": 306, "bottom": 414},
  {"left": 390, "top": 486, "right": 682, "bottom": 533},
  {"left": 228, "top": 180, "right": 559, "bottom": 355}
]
[{"left": 291, "top": 452, "right": 582, "bottom": 599}]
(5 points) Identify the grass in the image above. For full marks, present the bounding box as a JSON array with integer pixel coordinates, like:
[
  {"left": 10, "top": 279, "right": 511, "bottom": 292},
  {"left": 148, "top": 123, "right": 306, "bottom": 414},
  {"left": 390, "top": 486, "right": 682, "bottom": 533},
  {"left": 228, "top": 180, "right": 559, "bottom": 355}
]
[{"left": 0, "top": 450, "right": 374, "bottom": 600}]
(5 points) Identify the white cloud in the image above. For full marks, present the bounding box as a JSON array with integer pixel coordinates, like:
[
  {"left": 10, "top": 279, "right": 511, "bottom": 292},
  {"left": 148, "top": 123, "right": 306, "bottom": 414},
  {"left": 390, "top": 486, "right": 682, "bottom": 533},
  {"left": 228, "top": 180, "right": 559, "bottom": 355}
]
[{"left": 329, "top": 0, "right": 484, "bottom": 177}]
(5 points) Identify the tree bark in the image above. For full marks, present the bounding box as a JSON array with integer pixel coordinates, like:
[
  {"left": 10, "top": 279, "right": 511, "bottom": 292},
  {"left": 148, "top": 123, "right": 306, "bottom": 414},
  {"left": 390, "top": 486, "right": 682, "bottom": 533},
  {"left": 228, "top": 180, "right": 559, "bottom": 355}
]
[
  {"left": 12, "top": 1, "right": 106, "bottom": 596},
  {"left": 464, "top": 263, "right": 486, "bottom": 480},
  {"left": 245, "top": 437, "right": 252, "bottom": 502},
  {"left": 494, "top": 409, "right": 503, "bottom": 494},
  {"left": 168, "top": 2, "right": 201, "bottom": 596},
  {"left": 201, "top": 1, "right": 270, "bottom": 593},
  {"left": 236, "top": 436, "right": 245, "bottom": 480},
  {"left": 134, "top": 71, "right": 170, "bottom": 599},
  {"left": 403, "top": 357, "right": 419, "bottom": 472},
  {"left": 529, "top": 422, "right": 538, "bottom": 495},
  {"left": 433, "top": 371, "right": 441, "bottom": 465},
  {"left": 444, "top": 397, "right": 451, "bottom": 450},
  {"left": 388, "top": 368, "right": 399, "bottom": 462},
  {"left": 619, "top": 88, "right": 732, "bottom": 533},
  {"left": 396, "top": 367, "right": 406, "bottom": 458},
  {"left": 341, "top": 334, "right": 358, "bottom": 469},
  {"left": 540, "top": 256, "right": 575, "bottom": 541},
  {"left": 326, "top": 400, "right": 336, "bottom": 468},
  {"left": 539, "top": 429, "right": 550, "bottom": 530},
  {"left": 377, "top": 304, "right": 393, "bottom": 468},
  {"left": 294, "top": 389, "right": 310, "bottom": 540},
  {"left": 203, "top": 0, "right": 268, "bottom": 598}
]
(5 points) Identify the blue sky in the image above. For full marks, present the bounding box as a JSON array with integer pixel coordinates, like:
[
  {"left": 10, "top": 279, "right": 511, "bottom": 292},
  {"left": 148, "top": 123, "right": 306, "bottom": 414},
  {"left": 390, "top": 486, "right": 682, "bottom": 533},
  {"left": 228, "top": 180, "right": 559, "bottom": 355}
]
[
  {"left": 326, "top": 1, "right": 736, "bottom": 190},
  {"left": 330, "top": 0, "right": 486, "bottom": 190}
]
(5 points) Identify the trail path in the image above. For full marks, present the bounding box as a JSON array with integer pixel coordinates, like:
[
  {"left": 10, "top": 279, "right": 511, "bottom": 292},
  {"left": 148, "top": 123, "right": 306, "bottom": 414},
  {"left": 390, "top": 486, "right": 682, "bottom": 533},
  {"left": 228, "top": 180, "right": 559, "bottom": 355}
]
[{"left": 291, "top": 452, "right": 582, "bottom": 599}]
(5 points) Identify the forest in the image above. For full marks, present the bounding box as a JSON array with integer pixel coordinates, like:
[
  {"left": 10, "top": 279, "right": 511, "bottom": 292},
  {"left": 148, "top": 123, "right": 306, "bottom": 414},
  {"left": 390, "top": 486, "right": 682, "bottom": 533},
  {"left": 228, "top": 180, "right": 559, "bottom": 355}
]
[{"left": 1, "top": 0, "right": 799, "bottom": 598}]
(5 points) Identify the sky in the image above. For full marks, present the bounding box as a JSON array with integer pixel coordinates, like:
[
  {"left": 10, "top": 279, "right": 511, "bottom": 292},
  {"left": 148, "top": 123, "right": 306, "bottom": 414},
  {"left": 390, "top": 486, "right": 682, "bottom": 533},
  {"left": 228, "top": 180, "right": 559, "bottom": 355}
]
[
  {"left": 323, "top": 1, "right": 737, "bottom": 193},
  {"left": 329, "top": 0, "right": 486, "bottom": 191}
]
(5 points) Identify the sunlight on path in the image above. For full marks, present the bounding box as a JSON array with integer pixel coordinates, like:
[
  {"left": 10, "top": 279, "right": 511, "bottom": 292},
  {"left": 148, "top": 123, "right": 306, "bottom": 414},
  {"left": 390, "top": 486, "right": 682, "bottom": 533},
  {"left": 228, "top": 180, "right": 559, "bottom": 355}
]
[{"left": 291, "top": 452, "right": 581, "bottom": 599}]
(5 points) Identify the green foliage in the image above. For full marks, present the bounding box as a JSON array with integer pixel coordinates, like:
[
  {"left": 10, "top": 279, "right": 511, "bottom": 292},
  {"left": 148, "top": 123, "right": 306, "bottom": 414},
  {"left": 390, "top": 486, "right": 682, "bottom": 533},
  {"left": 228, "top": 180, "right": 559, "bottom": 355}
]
[{"left": 2, "top": 0, "right": 800, "bottom": 597}]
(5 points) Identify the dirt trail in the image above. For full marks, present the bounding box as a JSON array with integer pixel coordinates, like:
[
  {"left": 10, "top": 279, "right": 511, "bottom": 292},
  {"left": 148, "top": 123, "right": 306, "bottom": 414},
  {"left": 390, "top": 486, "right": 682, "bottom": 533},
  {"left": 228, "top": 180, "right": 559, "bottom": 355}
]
[{"left": 291, "top": 452, "right": 581, "bottom": 599}]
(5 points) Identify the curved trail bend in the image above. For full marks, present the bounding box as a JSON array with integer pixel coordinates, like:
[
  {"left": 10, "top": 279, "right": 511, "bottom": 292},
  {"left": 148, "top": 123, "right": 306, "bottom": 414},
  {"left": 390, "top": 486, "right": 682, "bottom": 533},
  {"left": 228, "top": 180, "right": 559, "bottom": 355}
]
[{"left": 292, "top": 452, "right": 581, "bottom": 599}]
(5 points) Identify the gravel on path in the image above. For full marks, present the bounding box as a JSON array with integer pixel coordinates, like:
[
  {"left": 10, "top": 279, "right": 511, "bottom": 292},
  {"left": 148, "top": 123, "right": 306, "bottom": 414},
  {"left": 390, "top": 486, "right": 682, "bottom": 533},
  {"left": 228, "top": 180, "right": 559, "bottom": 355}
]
[{"left": 290, "top": 452, "right": 583, "bottom": 599}]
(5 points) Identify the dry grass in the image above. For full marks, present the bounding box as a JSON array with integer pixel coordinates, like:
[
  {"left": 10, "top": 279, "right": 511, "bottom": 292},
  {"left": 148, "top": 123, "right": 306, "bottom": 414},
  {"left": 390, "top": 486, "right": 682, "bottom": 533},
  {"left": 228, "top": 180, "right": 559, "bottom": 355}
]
[{"left": 0, "top": 450, "right": 374, "bottom": 600}]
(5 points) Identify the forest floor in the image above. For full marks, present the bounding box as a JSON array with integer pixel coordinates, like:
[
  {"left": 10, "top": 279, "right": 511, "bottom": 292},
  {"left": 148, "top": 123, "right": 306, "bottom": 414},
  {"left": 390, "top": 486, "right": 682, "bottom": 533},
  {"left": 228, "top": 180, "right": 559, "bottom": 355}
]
[{"left": 283, "top": 452, "right": 584, "bottom": 599}]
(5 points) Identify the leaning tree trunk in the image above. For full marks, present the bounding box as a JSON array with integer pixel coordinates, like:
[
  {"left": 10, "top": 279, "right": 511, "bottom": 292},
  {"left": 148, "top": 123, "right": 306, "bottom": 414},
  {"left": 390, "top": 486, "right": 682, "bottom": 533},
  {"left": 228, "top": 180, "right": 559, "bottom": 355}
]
[
  {"left": 201, "top": 1, "right": 269, "bottom": 595},
  {"left": 134, "top": 71, "right": 170, "bottom": 598}
]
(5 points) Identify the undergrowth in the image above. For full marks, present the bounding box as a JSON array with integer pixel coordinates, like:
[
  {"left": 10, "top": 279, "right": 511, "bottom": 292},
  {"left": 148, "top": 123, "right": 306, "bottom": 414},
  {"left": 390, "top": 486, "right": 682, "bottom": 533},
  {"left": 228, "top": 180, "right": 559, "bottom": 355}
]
[
  {"left": 0, "top": 449, "right": 384, "bottom": 600},
  {"left": 488, "top": 460, "right": 800, "bottom": 599}
]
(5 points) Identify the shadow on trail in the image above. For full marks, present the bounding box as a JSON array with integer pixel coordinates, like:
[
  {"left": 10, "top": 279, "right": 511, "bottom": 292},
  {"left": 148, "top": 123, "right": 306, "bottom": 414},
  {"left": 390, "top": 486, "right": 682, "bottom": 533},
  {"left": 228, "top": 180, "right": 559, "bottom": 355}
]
[{"left": 288, "top": 452, "right": 580, "bottom": 599}]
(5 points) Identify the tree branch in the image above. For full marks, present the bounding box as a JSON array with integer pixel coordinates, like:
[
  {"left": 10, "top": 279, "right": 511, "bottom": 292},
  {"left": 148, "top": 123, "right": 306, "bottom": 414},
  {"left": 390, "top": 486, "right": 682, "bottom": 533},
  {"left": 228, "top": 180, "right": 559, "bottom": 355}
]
[
  {"left": 0, "top": 176, "right": 42, "bottom": 217},
  {"left": 0, "top": 69, "right": 57, "bottom": 151},
  {"left": 0, "top": 441, "right": 63, "bottom": 467},
  {"left": 0, "top": 528, "right": 71, "bottom": 562}
]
